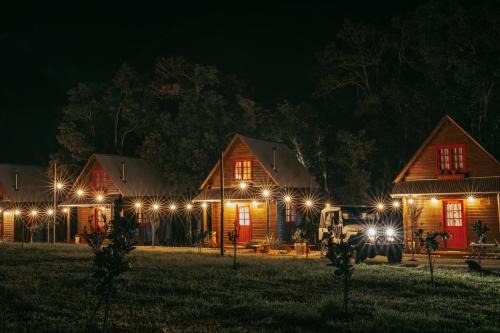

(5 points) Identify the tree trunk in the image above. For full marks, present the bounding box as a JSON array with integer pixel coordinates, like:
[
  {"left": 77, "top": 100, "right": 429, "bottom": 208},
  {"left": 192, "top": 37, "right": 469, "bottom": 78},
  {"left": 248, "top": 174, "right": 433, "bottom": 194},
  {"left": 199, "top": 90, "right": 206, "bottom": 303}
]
[
  {"left": 103, "top": 281, "right": 113, "bottom": 333},
  {"left": 343, "top": 274, "right": 349, "bottom": 313},
  {"left": 427, "top": 249, "right": 434, "bottom": 284}
]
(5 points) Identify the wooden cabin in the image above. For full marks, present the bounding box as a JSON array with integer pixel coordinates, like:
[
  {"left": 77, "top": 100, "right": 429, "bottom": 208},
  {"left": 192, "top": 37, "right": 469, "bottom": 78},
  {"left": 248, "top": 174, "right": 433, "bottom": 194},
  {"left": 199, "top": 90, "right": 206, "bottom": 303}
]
[
  {"left": 0, "top": 164, "right": 52, "bottom": 241},
  {"left": 193, "top": 134, "right": 320, "bottom": 245},
  {"left": 391, "top": 115, "right": 500, "bottom": 252},
  {"left": 61, "top": 154, "right": 169, "bottom": 243}
]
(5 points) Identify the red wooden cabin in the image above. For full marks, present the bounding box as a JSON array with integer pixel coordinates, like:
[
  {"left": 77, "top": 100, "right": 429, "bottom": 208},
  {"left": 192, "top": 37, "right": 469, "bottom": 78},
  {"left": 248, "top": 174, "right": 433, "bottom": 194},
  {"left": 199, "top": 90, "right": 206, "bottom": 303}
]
[
  {"left": 391, "top": 115, "right": 500, "bottom": 252},
  {"left": 193, "top": 134, "right": 320, "bottom": 245}
]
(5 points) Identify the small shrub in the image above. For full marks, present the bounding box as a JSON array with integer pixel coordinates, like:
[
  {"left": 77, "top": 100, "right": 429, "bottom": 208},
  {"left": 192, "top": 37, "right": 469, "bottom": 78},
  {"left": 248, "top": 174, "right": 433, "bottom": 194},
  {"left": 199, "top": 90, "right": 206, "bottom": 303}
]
[
  {"left": 415, "top": 229, "right": 449, "bottom": 285},
  {"left": 326, "top": 234, "right": 355, "bottom": 313}
]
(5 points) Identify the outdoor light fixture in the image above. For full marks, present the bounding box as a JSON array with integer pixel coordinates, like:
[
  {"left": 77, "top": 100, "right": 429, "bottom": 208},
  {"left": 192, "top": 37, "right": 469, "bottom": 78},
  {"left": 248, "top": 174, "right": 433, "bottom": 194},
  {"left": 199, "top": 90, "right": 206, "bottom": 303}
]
[
  {"left": 367, "top": 227, "right": 377, "bottom": 237},
  {"left": 226, "top": 201, "right": 235, "bottom": 208},
  {"left": 95, "top": 194, "right": 104, "bottom": 202},
  {"left": 392, "top": 200, "right": 400, "bottom": 208},
  {"left": 467, "top": 196, "right": 476, "bottom": 203},
  {"left": 62, "top": 207, "right": 69, "bottom": 213},
  {"left": 186, "top": 203, "right": 193, "bottom": 210},
  {"left": 201, "top": 202, "right": 208, "bottom": 209},
  {"left": 305, "top": 199, "right": 313, "bottom": 207},
  {"left": 152, "top": 203, "right": 160, "bottom": 211},
  {"left": 385, "top": 227, "right": 395, "bottom": 237},
  {"left": 408, "top": 198, "right": 414, "bottom": 205},
  {"left": 431, "top": 197, "right": 438, "bottom": 204},
  {"left": 169, "top": 204, "right": 177, "bottom": 211},
  {"left": 262, "top": 189, "right": 270, "bottom": 198},
  {"left": 56, "top": 182, "right": 64, "bottom": 190},
  {"left": 14, "top": 209, "right": 21, "bottom": 216},
  {"left": 238, "top": 182, "right": 248, "bottom": 190},
  {"left": 252, "top": 200, "right": 258, "bottom": 207},
  {"left": 284, "top": 195, "right": 292, "bottom": 204},
  {"left": 134, "top": 201, "right": 143, "bottom": 209},
  {"left": 76, "top": 189, "right": 85, "bottom": 197},
  {"left": 30, "top": 210, "right": 38, "bottom": 217},
  {"left": 376, "top": 203, "right": 385, "bottom": 210},
  {"left": 46, "top": 209, "right": 54, "bottom": 216},
  {"left": 325, "top": 202, "right": 331, "bottom": 208}
]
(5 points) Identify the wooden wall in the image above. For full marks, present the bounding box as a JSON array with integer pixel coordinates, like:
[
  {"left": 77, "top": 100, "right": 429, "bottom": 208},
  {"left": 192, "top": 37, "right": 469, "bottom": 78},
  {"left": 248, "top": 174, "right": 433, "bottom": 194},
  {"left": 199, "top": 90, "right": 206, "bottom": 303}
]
[
  {"left": 204, "top": 137, "right": 275, "bottom": 189},
  {"left": 211, "top": 201, "right": 278, "bottom": 244},
  {"left": 402, "top": 194, "right": 500, "bottom": 250},
  {"left": 79, "top": 160, "right": 120, "bottom": 194},
  {"left": 2, "top": 212, "right": 14, "bottom": 241},
  {"left": 405, "top": 120, "right": 500, "bottom": 180},
  {"left": 77, "top": 207, "right": 93, "bottom": 235}
]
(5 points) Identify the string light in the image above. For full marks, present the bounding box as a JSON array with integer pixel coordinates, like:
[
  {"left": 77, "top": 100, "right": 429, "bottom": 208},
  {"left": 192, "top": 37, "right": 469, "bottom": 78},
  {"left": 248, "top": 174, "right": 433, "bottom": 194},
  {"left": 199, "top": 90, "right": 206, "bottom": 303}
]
[
  {"left": 238, "top": 182, "right": 248, "bottom": 190},
  {"left": 262, "top": 189, "right": 270, "bottom": 198},
  {"left": 46, "top": 209, "right": 54, "bottom": 216},
  {"left": 62, "top": 207, "right": 69, "bottom": 213},
  {"left": 186, "top": 203, "right": 193, "bottom": 211},
  {"left": 152, "top": 203, "right": 160, "bottom": 211},
  {"left": 169, "top": 203, "right": 177, "bottom": 211},
  {"left": 134, "top": 201, "right": 143, "bottom": 209},
  {"left": 14, "top": 209, "right": 21, "bottom": 216},
  {"left": 376, "top": 203, "right": 385, "bottom": 210},
  {"left": 56, "top": 182, "right": 64, "bottom": 190},
  {"left": 76, "top": 188, "right": 85, "bottom": 197},
  {"left": 392, "top": 201, "right": 400, "bottom": 208},
  {"left": 30, "top": 209, "right": 38, "bottom": 217},
  {"left": 284, "top": 195, "right": 292, "bottom": 204},
  {"left": 95, "top": 194, "right": 104, "bottom": 202}
]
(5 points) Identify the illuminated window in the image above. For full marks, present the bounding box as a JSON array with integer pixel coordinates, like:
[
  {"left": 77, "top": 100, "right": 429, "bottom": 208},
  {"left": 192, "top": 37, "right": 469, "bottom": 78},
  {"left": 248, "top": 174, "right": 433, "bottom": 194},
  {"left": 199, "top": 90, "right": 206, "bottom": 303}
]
[
  {"left": 437, "top": 144, "right": 466, "bottom": 172},
  {"left": 444, "top": 201, "right": 464, "bottom": 227},
  {"left": 285, "top": 206, "right": 295, "bottom": 224},
  {"left": 92, "top": 169, "right": 108, "bottom": 190},
  {"left": 233, "top": 160, "right": 252, "bottom": 181},
  {"left": 238, "top": 206, "right": 250, "bottom": 226}
]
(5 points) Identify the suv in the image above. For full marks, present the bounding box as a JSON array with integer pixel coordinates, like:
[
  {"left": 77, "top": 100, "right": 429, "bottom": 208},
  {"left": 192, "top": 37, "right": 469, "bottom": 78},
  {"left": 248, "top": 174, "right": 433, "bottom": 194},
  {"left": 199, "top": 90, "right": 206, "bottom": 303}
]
[{"left": 319, "top": 205, "right": 403, "bottom": 263}]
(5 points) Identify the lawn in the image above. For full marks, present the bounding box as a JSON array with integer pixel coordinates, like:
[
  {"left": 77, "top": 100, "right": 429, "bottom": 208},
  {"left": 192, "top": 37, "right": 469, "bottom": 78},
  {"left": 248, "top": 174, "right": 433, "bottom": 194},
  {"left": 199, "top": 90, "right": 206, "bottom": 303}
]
[{"left": 0, "top": 243, "right": 499, "bottom": 333}]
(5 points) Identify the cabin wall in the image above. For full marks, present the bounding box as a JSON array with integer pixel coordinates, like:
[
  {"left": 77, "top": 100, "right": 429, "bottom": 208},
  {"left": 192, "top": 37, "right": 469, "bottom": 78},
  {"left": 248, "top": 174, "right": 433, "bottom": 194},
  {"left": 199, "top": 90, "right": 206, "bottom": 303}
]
[
  {"left": 205, "top": 137, "right": 274, "bottom": 189},
  {"left": 2, "top": 212, "right": 14, "bottom": 241},
  {"left": 402, "top": 194, "right": 500, "bottom": 251},
  {"left": 77, "top": 207, "right": 93, "bottom": 235},
  {"left": 211, "top": 201, "right": 278, "bottom": 244},
  {"left": 405, "top": 120, "right": 500, "bottom": 181}
]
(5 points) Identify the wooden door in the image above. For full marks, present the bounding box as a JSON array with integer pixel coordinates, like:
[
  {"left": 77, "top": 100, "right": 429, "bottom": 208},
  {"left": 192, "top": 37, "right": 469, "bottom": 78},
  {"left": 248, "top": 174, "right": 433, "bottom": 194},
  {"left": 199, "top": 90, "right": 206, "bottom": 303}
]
[
  {"left": 442, "top": 200, "right": 467, "bottom": 249},
  {"left": 237, "top": 205, "right": 251, "bottom": 243}
]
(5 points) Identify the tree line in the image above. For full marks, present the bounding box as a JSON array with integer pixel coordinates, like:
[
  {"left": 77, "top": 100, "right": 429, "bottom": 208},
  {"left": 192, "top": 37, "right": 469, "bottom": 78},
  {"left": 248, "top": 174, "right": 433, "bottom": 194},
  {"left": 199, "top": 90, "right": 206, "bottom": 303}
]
[{"left": 53, "top": 1, "right": 500, "bottom": 203}]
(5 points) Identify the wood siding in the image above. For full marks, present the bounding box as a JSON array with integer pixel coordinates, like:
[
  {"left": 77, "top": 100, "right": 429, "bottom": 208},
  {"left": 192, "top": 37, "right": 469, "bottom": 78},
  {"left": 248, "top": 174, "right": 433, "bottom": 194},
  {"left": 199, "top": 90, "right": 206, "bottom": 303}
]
[
  {"left": 211, "top": 201, "right": 278, "bottom": 244},
  {"left": 77, "top": 207, "right": 93, "bottom": 235},
  {"left": 402, "top": 195, "right": 500, "bottom": 251},
  {"left": 79, "top": 161, "right": 120, "bottom": 194},
  {"left": 204, "top": 137, "right": 276, "bottom": 189},
  {"left": 404, "top": 120, "right": 500, "bottom": 181},
  {"left": 2, "top": 213, "right": 14, "bottom": 241}
]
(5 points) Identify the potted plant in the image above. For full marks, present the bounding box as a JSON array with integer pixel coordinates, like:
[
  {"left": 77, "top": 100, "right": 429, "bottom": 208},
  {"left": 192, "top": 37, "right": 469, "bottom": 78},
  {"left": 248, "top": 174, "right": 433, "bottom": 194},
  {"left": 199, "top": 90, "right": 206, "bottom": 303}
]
[
  {"left": 74, "top": 233, "right": 81, "bottom": 244},
  {"left": 293, "top": 228, "right": 307, "bottom": 256}
]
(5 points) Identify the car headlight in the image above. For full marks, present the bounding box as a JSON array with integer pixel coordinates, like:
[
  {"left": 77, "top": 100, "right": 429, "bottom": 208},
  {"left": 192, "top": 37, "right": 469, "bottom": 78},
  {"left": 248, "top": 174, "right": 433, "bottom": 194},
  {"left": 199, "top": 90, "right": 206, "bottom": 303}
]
[
  {"left": 367, "top": 227, "right": 377, "bottom": 237},
  {"left": 385, "top": 227, "right": 395, "bottom": 237}
]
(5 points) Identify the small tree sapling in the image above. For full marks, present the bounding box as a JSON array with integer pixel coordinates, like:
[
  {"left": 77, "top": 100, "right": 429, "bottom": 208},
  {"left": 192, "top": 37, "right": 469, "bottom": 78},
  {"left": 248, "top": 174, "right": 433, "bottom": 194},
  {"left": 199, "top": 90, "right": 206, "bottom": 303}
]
[
  {"left": 415, "top": 229, "right": 449, "bottom": 284},
  {"left": 228, "top": 220, "right": 240, "bottom": 269},
  {"left": 85, "top": 196, "right": 137, "bottom": 333},
  {"left": 148, "top": 212, "right": 161, "bottom": 247},
  {"left": 473, "top": 220, "right": 489, "bottom": 265},
  {"left": 326, "top": 234, "right": 355, "bottom": 313}
]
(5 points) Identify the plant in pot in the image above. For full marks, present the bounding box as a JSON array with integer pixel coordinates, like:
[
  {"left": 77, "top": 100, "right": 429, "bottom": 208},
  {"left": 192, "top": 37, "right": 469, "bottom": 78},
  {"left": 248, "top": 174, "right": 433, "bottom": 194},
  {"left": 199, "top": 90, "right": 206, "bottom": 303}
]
[{"left": 293, "top": 228, "right": 307, "bottom": 256}]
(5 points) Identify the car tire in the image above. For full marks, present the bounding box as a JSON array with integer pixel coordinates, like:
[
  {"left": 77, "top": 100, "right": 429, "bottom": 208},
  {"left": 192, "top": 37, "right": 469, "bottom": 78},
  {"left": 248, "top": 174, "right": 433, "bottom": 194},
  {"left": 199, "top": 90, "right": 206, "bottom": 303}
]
[
  {"left": 388, "top": 248, "right": 403, "bottom": 264},
  {"left": 320, "top": 239, "right": 329, "bottom": 258},
  {"left": 355, "top": 248, "right": 367, "bottom": 263}
]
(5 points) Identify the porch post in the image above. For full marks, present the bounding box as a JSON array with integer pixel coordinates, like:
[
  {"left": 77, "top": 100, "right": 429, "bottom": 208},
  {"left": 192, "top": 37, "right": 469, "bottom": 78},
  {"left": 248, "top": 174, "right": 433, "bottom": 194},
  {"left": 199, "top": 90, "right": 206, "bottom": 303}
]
[
  {"left": 66, "top": 208, "right": 71, "bottom": 242},
  {"left": 220, "top": 151, "right": 225, "bottom": 256},
  {"left": 202, "top": 205, "right": 207, "bottom": 232},
  {"left": 497, "top": 193, "right": 500, "bottom": 232}
]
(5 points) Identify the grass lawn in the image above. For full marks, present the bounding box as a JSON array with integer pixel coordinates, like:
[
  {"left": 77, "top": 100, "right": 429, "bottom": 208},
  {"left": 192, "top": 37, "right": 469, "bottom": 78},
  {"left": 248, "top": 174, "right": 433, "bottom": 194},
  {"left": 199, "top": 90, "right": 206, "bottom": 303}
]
[{"left": 0, "top": 243, "right": 499, "bottom": 333}]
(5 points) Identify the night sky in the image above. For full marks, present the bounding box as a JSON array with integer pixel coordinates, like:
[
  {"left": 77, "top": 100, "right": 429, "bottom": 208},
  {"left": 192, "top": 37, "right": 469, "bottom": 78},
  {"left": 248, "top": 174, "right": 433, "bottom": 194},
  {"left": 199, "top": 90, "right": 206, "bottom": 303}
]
[{"left": 1, "top": 2, "right": 417, "bottom": 165}]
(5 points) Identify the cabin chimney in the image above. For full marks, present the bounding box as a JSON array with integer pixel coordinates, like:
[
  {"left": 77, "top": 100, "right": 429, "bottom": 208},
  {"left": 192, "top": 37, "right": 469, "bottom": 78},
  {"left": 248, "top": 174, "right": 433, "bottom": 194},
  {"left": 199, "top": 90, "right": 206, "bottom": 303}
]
[
  {"left": 14, "top": 171, "right": 19, "bottom": 191},
  {"left": 121, "top": 161, "right": 126, "bottom": 183},
  {"left": 272, "top": 147, "right": 277, "bottom": 173}
]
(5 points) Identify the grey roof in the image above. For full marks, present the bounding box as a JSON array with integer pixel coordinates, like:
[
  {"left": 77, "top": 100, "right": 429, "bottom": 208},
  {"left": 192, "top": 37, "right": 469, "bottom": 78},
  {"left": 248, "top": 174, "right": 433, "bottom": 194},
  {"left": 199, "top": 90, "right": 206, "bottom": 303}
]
[
  {"left": 391, "top": 177, "right": 500, "bottom": 196},
  {"left": 0, "top": 164, "right": 51, "bottom": 203},
  {"left": 239, "top": 135, "right": 319, "bottom": 188},
  {"left": 91, "top": 154, "right": 169, "bottom": 197}
]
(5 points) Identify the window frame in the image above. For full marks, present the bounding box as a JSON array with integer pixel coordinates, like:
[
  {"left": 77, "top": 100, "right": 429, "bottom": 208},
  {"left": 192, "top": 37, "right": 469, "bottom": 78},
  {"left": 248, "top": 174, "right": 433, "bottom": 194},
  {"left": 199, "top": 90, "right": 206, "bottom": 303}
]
[
  {"left": 92, "top": 168, "right": 108, "bottom": 191},
  {"left": 237, "top": 205, "right": 251, "bottom": 226},
  {"left": 285, "top": 205, "right": 295, "bottom": 224},
  {"left": 232, "top": 158, "right": 253, "bottom": 182},
  {"left": 436, "top": 144, "right": 467, "bottom": 174}
]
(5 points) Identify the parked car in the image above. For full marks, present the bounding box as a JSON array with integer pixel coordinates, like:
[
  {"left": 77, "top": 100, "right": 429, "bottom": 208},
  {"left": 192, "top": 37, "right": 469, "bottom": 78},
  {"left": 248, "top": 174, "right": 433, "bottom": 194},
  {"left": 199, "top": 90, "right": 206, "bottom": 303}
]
[{"left": 319, "top": 205, "right": 404, "bottom": 263}]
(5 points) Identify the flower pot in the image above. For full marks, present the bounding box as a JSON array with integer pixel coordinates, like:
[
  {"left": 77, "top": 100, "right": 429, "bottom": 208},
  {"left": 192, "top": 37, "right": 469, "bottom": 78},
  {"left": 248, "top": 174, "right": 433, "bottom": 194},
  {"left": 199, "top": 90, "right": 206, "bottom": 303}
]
[
  {"left": 75, "top": 235, "right": 80, "bottom": 244},
  {"left": 295, "top": 242, "right": 307, "bottom": 256}
]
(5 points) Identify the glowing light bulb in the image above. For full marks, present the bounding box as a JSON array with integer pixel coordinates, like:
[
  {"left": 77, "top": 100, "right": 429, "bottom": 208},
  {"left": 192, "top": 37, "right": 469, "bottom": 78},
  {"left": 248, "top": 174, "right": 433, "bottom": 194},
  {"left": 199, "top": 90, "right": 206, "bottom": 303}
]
[
  {"left": 376, "top": 203, "right": 385, "bottom": 210},
  {"left": 14, "top": 209, "right": 21, "bottom": 216},
  {"left": 31, "top": 210, "right": 38, "bottom": 217},
  {"left": 431, "top": 197, "right": 438, "bottom": 204},
  {"left": 284, "top": 195, "right": 292, "bottom": 203},
  {"left": 56, "top": 182, "right": 64, "bottom": 190},
  {"left": 201, "top": 202, "right": 208, "bottom": 209},
  {"left": 96, "top": 194, "right": 104, "bottom": 202},
  {"left": 152, "top": 203, "right": 160, "bottom": 211},
  {"left": 76, "top": 189, "right": 85, "bottom": 197},
  {"left": 62, "top": 207, "right": 69, "bottom": 213},
  {"left": 46, "top": 209, "right": 54, "bottom": 216},
  {"left": 169, "top": 204, "right": 177, "bottom": 211},
  {"left": 408, "top": 198, "right": 414, "bottom": 205},
  {"left": 252, "top": 200, "right": 258, "bottom": 207},
  {"left": 467, "top": 196, "right": 475, "bottom": 203},
  {"left": 305, "top": 200, "right": 313, "bottom": 207},
  {"left": 239, "top": 182, "right": 248, "bottom": 190},
  {"left": 262, "top": 189, "right": 270, "bottom": 198},
  {"left": 392, "top": 201, "right": 400, "bottom": 208},
  {"left": 385, "top": 227, "right": 395, "bottom": 237}
]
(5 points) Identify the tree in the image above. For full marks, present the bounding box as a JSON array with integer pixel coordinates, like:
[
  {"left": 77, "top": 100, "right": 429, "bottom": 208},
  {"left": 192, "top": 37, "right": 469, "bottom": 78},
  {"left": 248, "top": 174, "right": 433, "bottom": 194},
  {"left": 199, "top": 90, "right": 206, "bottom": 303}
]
[
  {"left": 228, "top": 218, "right": 240, "bottom": 269},
  {"left": 326, "top": 233, "right": 355, "bottom": 313},
  {"left": 415, "top": 229, "right": 449, "bottom": 284},
  {"left": 85, "top": 196, "right": 137, "bottom": 332}
]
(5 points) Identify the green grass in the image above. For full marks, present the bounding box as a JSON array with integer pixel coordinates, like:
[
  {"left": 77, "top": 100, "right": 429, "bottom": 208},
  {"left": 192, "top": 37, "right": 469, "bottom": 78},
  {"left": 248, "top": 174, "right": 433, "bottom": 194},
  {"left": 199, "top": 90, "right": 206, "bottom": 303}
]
[{"left": 0, "top": 243, "right": 499, "bottom": 333}]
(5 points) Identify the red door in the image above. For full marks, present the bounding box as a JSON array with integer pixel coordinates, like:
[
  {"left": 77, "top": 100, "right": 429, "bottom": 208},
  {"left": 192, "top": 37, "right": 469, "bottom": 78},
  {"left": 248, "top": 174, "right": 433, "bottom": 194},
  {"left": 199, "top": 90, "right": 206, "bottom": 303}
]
[
  {"left": 237, "top": 205, "right": 251, "bottom": 243},
  {"left": 442, "top": 200, "right": 467, "bottom": 249}
]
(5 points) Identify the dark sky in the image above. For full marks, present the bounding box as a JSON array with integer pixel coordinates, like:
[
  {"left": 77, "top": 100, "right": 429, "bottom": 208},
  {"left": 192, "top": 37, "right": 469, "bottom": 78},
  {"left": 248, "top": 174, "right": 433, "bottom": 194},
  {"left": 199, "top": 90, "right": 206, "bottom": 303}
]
[{"left": 1, "top": 2, "right": 417, "bottom": 165}]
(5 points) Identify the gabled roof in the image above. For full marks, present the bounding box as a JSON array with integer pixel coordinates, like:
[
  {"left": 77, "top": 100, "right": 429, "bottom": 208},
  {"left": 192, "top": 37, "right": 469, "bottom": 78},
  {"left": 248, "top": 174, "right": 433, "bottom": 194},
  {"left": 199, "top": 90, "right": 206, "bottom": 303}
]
[
  {"left": 393, "top": 115, "right": 500, "bottom": 183},
  {"left": 73, "top": 154, "right": 169, "bottom": 197},
  {"left": 0, "top": 164, "right": 51, "bottom": 203},
  {"left": 200, "top": 134, "right": 320, "bottom": 190}
]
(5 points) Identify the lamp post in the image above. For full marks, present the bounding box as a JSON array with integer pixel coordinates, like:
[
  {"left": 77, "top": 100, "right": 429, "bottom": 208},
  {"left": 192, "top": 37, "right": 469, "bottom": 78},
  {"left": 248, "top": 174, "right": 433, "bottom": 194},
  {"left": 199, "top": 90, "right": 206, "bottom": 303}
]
[
  {"left": 262, "top": 189, "right": 271, "bottom": 236},
  {"left": 220, "top": 150, "right": 224, "bottom": 257}
]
